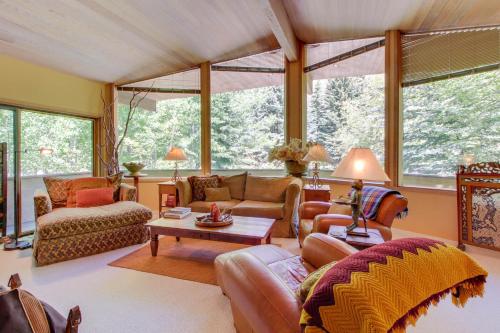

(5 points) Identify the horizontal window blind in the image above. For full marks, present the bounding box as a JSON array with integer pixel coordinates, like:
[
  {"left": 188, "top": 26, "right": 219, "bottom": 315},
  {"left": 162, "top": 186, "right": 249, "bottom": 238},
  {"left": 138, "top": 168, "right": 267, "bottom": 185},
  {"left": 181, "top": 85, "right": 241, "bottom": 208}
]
[{"left": 402, "top": 27, "right": 499, "bottom": 87}]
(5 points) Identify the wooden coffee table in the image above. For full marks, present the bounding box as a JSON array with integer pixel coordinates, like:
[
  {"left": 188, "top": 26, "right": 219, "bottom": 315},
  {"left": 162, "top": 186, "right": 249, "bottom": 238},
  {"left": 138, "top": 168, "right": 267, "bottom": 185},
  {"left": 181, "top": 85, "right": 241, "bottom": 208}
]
[
  {"left": 146, "top": 213, "right": 276, "bottom": 256},
  {"left": 328, "top": 225, "right": 385, "bottom": 249}
]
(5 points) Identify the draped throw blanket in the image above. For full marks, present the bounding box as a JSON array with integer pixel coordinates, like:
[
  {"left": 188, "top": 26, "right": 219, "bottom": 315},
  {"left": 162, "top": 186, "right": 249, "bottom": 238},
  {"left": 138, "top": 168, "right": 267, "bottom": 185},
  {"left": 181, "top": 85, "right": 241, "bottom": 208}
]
[
  {"left": 300, "top": 238, "right": 488, "bottom": 333},
  {"left": 360, "top": 186, "right": 408, "bottom": 220}
]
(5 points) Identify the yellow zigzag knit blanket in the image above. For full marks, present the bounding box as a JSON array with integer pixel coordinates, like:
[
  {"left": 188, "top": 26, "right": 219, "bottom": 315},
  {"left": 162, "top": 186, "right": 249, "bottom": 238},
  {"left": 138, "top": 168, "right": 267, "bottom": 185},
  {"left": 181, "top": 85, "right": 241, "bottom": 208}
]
[{"left": 300, "top": 238, "right": 488, "bottom": 333}]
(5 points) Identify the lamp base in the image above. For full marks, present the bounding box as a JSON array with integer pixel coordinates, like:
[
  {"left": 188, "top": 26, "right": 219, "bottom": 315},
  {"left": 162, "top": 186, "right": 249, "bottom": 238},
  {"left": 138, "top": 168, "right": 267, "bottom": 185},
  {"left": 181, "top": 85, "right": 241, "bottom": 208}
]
[
  {"left": 4, "top": 239, "right": 32, "bottom": 251},
  {"left": 170, "top": 163, "right": 182, "bottom": 183},
  {"left": 309, "top": 162, "right": 321, "bottom": 189}
]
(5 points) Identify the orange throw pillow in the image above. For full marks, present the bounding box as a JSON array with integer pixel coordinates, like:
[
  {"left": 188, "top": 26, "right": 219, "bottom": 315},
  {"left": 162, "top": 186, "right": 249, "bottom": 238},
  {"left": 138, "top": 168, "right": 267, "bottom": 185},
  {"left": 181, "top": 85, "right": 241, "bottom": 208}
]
[
  {"left": 75, "top": 187, "right": 115, "bottom": 208},
  {"left": 66, "top": 177, "right": 110, "bottom": 207}
]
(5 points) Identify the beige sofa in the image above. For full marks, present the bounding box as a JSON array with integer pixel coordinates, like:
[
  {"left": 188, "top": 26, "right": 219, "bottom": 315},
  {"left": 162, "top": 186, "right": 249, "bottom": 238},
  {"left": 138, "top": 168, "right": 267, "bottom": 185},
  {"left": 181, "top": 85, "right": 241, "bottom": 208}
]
[{"left": 176, "top": 174, "right": 302, "bottom": 238}]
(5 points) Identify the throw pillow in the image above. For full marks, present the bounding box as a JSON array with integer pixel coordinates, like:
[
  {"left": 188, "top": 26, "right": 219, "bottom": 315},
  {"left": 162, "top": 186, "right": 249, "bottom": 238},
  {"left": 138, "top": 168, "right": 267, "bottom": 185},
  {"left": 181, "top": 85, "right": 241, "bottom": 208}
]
[
  {"left": 300, "top": 238, "right": 488, "bottom": 333},
  {"left": 296, "top": 261, "right": 336, "bottom": 302},
  {"left": 66, "top": 177, "right": 110, "bottom": 208},
  {"left": 43, "top": 177, "right": 70, "bottom": 208},
  {"left": 205, "top": 187, "right": 232, "bottom": 202},
  {"left": 188, "top": 175, "right": 220, "bottom": 201},
  {"left": 106, "top": 172, "right": 123, "bottom": 202},
  {"left": 219, "top": 172, "right": 247, "bottom": 200},
  {"left": 76, "top": 187, "right": 115, "bottom": 208}
]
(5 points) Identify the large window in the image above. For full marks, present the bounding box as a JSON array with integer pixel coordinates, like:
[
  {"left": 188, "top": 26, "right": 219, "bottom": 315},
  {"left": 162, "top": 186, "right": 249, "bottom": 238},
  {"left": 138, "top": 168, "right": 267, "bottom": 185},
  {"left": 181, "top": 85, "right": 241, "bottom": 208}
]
[
  {"left": 211, "top": 50, "right": 285, "bottom": 172},
  {"left": 0, "top": 108, "right": 93, "bottom": 235},
  {"left": 306, "top": 38, "right": 385, "bottom": 173},
  {"left": 401, "top": 29, "right": 499, "bottom": 188},
  {"left": 117, "top": 69, "right": 201, "bottom": 175}
]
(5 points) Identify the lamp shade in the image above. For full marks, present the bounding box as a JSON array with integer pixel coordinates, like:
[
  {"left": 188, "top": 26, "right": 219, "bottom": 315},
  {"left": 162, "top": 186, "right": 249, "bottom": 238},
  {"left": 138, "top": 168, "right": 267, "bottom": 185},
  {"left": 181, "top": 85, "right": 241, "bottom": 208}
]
[
  {"left": 331, "top": 148, "right": 390, "bottom": 182},
  {"left": 164, "top": 147, "right": 187, "bottom": 161},
  {"left": 303, "top": 144, "right": 332, "bottom": 163}
]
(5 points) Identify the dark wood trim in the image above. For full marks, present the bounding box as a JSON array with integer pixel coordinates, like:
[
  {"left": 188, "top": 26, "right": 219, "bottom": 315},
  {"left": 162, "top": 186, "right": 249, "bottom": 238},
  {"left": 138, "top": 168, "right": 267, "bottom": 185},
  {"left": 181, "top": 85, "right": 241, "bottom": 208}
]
[
  {"left": 14, "top": 110, "right": 22, "bottom": 235},
  {"left": 304, "top": 39, "right": 385, "bottom": 73},
  {"left": 402, "top": 63, "right": 499, "bottom": 87},
  {"left": 117, "top": 86, "right": 200, "bottom": 94},
  {"left": 1, "top": 142, "right": 6, "bottom": 236},
  {"left": 211, "top": 65, "right": 285, "bottom": 73}
]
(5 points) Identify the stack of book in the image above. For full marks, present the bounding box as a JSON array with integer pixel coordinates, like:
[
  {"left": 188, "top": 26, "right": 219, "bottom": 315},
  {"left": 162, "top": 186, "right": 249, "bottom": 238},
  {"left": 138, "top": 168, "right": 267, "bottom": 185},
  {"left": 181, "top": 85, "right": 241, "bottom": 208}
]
[{"left": 162, "top": 207, "right": 192, "bottom": 219}]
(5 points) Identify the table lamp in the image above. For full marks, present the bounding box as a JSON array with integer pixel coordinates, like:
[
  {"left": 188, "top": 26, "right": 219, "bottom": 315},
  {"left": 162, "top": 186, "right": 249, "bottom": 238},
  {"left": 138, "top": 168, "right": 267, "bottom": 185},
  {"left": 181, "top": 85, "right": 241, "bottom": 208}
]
[
  {"left": 331, "top": 147, "right": 390, "bottom": 237},
  {"left": 303, "top": 144, "right": 332, "bottom": 188},
  {"left": 164, "top": 147, "right": 187, "bottom": 183}
]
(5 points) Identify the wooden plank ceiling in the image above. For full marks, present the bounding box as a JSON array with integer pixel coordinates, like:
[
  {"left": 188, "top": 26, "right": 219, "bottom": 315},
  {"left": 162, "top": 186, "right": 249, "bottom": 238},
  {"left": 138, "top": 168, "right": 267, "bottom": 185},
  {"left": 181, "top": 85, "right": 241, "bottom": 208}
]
[{"left": 0, "top": 0, "right": 498, "bottom": 85}]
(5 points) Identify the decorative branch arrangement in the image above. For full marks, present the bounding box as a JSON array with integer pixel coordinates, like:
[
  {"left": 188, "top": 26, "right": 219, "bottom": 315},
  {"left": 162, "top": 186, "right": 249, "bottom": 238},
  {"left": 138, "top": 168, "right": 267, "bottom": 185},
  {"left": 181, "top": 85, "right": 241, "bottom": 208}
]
[{"left": 96, "top": 86, "right": 153, "bottom": 176}]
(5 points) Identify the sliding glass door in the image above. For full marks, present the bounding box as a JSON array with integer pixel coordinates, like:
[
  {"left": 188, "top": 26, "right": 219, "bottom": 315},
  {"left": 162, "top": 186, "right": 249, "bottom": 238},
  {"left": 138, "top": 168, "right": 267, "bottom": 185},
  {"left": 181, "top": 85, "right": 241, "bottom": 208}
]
[{"left": 0, "top": 106, "right": 94, "bottom": 236}]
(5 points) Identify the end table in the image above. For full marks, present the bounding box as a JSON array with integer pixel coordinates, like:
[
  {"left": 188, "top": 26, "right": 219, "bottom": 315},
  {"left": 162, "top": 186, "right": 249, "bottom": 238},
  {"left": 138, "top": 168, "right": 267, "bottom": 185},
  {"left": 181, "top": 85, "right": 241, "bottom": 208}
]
[
  {"left": 124, "top": 173, "right": 147, "bottom": 202},
  {"left": 328, "top": 225, "right": 384, "bottom": 250},
  {"left": 158, "top": 181, "right": 178, "bottom": 213},
  {"left": 303, "top": 184, "right": 330, "bottom": 202}
]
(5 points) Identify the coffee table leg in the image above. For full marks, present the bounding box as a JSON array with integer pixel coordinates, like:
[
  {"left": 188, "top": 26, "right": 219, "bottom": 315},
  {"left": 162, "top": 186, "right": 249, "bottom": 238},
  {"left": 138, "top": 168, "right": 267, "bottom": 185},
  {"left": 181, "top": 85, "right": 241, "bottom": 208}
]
[
  {"left": 150, "top": 232, "right": 159, "bottom": 256},
  {"left": 266, "top": 234, "right": 271, "bottom": 244},
  {"left": 176, "top": 236, "right": 180, "bottom": 242}
]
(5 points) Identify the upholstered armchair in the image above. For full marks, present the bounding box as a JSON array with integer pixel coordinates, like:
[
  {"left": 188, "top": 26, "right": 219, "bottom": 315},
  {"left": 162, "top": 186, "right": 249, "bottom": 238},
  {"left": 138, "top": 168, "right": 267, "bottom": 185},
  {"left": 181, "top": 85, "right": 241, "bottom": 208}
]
[{"left": 298, "top": 192, "right": 408, "bottom": 246}]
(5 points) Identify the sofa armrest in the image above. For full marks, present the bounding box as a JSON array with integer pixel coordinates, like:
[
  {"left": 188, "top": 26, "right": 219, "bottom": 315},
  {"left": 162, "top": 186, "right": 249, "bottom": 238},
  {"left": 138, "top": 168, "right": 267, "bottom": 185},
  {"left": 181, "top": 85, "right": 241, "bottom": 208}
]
[
  {"left": 176, "top": 180, "right": 192, "bottom": 207},
  {"left": 299, "top": 201, "right": 331, "bottom": 219},
  {"left": 302, "top": 233, "right": 357, "bottom": 269},
  {"left": 283, "top": 178, "right": 303, "bottom": 222},
  {"left": 119, "top": 183, "right": 137, "bottom": 201},
  {"left": 222, "top": 252, "right": 301, "bottom": 333},
  {"left": 34, "top": 189, "right": 52, "bottom": 219}
]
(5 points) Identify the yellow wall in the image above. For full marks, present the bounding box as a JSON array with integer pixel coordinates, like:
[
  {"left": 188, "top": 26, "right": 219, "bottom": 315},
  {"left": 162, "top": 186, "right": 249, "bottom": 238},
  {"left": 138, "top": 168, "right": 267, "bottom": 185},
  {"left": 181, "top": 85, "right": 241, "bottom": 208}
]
[
  {"left": 126, "top": 177, "right": 458, "bottom": 241},
  {"left": 0, "top": 54, "right": 106, "bottom": 117}
]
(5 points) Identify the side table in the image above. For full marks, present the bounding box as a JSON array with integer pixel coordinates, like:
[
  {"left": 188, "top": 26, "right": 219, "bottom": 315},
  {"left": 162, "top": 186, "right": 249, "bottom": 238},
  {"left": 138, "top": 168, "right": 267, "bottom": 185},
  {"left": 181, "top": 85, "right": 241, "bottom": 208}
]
[
  {"left": 303, "top": 184, "right": 330, "bottom": 202},
  {"left": 158, "top": 181, "right": 178, "bottom": 213},
  {"left": 124, "top": 173, "right": 147, "bottom": 202},
  {"left": 328, "top": 225, "right": 384, "bottom": 250}
]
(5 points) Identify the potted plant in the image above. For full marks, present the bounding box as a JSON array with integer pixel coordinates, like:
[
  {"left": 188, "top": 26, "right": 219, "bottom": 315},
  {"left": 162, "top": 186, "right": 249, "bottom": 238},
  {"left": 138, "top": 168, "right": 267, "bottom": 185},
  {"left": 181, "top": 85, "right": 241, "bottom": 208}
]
[{"left": 268, "top": 139, "right": 313, "bottom": 177}]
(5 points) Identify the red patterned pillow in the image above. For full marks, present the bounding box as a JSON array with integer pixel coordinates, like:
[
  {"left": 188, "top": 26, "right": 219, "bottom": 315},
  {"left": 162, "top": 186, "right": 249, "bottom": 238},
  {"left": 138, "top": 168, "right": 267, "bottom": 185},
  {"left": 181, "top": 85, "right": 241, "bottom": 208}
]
[{"left": 188, "top": 176, "right": 219, "bottom": 201}]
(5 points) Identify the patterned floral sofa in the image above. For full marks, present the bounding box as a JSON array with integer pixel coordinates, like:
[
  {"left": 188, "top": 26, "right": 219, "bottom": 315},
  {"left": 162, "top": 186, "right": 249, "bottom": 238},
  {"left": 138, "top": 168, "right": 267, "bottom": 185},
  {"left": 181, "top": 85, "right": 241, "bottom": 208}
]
[{"left": 33, "top": 180, "right": 152, "bottom": 266}]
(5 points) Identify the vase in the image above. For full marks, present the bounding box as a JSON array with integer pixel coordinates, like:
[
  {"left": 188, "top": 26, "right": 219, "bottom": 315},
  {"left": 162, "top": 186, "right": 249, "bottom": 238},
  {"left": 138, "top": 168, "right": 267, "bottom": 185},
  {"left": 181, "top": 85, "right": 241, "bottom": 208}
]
[{"left": 285, "top": 160, "right": 308, "bottom": 177}]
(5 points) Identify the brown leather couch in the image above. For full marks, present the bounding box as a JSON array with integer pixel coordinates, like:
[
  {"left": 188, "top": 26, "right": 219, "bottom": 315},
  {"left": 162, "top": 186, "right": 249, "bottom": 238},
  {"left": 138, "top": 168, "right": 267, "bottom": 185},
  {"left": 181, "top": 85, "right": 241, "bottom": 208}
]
[
  {"left": 298, "top": 192, "right": 408, "bottom": 246},
  {"left": 215, "top": 233, "right": 357, "bottom": 333},
  {"left": 176, "top": 174, "right": 303, "bottom": 238}
]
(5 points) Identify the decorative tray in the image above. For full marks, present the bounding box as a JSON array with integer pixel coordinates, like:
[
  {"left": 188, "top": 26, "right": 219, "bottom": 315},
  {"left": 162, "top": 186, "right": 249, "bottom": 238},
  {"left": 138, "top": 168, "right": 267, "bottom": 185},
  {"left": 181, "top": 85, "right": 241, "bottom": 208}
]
[{"left": 195, "top": 214, "right": 233, "bottom": 227}]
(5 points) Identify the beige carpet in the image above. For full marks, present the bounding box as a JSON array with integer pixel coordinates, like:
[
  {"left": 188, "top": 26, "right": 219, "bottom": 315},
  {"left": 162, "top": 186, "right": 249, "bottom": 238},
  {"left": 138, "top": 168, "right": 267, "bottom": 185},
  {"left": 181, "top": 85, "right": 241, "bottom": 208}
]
[{"left": 109, "top": 237, "right": 249, "bottom": 285}]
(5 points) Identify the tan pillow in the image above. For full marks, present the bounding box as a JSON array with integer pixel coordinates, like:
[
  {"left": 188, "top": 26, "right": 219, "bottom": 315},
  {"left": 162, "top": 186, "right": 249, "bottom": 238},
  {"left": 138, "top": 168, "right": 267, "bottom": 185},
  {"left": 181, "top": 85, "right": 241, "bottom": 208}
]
[
  {"left": 219, "top": 172, "right": 247, "bottom": 200},
  {"left": 205, "top": 187, "right": 232, "bottom": 202},
  {"left": 327, "top": 202, "right": 352, "bottom": 215},
  {"left": 244, "top": 175, "right": 293, "bottom": 203},
  {"left": 43, "top": 177, "right": 70, "bottom": 208}
]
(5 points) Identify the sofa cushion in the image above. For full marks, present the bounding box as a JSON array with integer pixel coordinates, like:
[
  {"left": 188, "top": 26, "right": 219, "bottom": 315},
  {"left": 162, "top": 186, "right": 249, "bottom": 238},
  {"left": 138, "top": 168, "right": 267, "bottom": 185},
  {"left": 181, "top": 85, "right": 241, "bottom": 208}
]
[
  {"left": 76, "top": 187, "right": 115, "bottom": 208},
  {"left": 232, "top": 200, "right": 284, "bottom": 219},
  {"left": 244, "top": 175, "right": 293, "bottom": 203},
  {"left": 43, "top": 177, "right": 70, "bottom": 208},
  {"left": 219, "top": 172, "right": 247, "bottom": 200},
  {"left": 187, "top": 200, "right": 241, "bottom": 213},
  {"left": 37, "top": 201, "right": 152, "bottom": 240},
  {"left": 66, "top": 177, "right": 111, "bottom": 208},
  {"left": 205, "top": 187, "right": 232, "bottom": 202},
  {"left": 188, "top": 175, "right": 219, "bottom": 201}
]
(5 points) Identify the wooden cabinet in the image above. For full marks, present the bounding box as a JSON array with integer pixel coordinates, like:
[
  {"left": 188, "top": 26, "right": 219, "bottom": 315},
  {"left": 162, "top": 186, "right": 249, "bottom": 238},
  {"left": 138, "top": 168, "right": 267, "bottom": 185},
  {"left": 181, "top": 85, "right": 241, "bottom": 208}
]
[
  {"left": 158, "top": 182, "right": 178, "bottom": 212},
  {"left": 303, "top": 184, "right": 331, "bottom": 202}
]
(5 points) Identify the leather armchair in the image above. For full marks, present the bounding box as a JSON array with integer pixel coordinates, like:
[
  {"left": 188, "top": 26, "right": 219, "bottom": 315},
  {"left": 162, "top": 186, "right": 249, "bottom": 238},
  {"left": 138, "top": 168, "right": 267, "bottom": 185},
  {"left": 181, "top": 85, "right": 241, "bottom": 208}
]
[
  {"left": 298, "top": 193, "right": 408, "bottom": 246},
  {"left": 215, "top": 233, "right": 357, "bottom": 333}
]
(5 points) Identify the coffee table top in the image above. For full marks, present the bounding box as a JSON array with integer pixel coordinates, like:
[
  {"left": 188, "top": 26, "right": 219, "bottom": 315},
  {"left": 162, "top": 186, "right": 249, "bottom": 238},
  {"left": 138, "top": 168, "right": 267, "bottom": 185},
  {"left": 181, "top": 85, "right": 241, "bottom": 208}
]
[
  {"left": 328, "top": 225, "right": 384, "bottom": 248},
  {"left": 146, "top": 213, "right": 275, "bottom": 239}
]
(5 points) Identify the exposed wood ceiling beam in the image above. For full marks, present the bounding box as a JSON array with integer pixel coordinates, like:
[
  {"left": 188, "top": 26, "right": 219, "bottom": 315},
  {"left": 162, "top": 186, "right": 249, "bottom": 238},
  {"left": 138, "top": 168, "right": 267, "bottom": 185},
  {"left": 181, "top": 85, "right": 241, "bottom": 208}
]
[{"left": 259, "top": 0, "right": 299, "bottom": 61}]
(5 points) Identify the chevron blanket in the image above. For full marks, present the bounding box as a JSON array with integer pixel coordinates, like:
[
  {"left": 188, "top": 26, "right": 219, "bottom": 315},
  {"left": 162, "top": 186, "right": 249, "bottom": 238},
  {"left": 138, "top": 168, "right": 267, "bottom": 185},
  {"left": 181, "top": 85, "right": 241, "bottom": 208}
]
[
  {"left": 300, "top": 238, "right": 487, "bottom": 333},
  {"left": 360, "top": 186, "right": 408, "bottom": 220}
]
